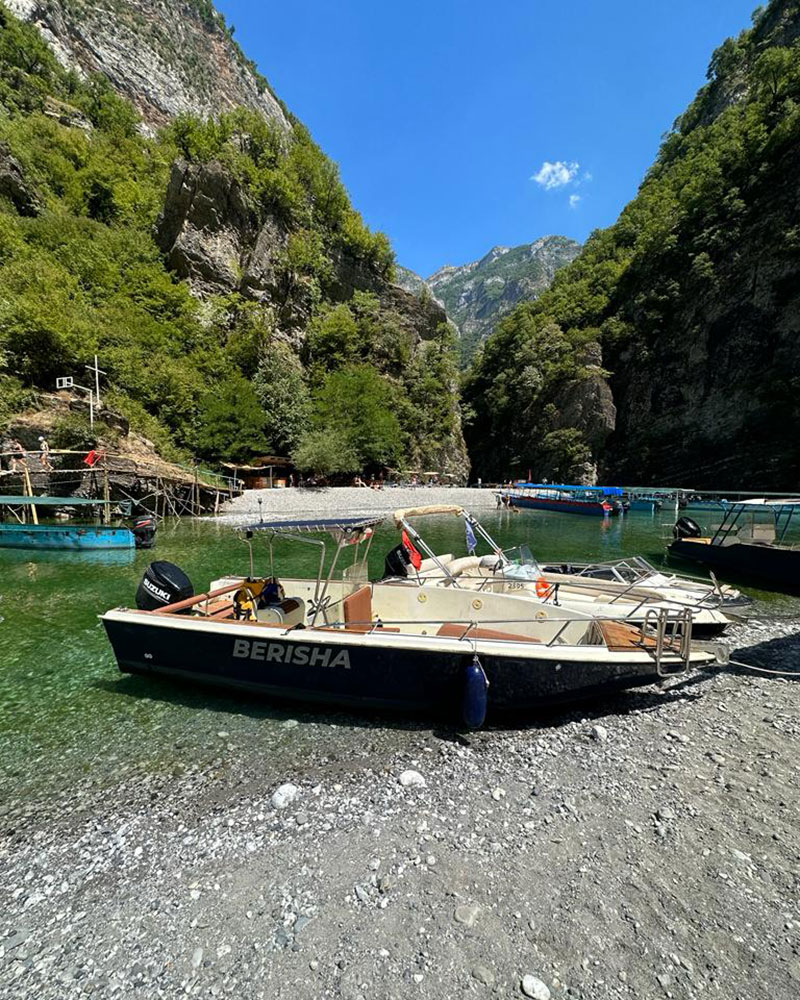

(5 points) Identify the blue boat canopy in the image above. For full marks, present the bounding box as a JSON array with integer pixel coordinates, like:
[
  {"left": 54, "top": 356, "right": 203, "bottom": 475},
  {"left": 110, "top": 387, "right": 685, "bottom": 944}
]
[
  {"left": 240, "top": 516, "right": 384, "bottom": 534},
  {"left": 513, "top": 483, "right": 624, "bottom": 497}
]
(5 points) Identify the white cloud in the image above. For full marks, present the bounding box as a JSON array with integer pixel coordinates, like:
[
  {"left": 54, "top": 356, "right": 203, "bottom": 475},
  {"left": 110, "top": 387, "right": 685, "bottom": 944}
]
[
  {"left": 531, "top": 160, "right": 580, "bottom": 190},
  {"left": 569, "top": 194, "right": 581, "bottom": 209},
  {"left": 582, "top": 171, "right": 593, "bottom": 183}
]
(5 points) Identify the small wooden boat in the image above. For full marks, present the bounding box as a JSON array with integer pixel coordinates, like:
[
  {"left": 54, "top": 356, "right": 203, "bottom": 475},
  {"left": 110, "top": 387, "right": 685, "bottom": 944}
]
[
  {"left": 0, "top": 496, "right": 155, "bottom": 551},
  {"left": 669, "top": 501, "right": 800, "bottom": 591},
  {"left": 101, "top": 517, "right": 720, "bottom": 726},
  {"left": 497, "top": 483, "right": 623, "bottom": 516}
]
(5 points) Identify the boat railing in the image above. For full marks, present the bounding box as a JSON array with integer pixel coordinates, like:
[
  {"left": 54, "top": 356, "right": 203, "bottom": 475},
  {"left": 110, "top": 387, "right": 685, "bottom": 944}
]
[
  {"left": 306, "top": 609, "right": 695, "bottom": 664},
  {"left": 412, "top": 569, "right": 723, "bottom": 611}
]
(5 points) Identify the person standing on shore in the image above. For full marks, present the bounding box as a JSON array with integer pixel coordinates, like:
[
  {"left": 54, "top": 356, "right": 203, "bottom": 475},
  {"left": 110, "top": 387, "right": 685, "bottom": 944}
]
[
  {"left": 38, "top": 435, "right": 53, "bottom": 471},
  {"left": 10, "top": 439, "right": 27, "bottom": 472}
]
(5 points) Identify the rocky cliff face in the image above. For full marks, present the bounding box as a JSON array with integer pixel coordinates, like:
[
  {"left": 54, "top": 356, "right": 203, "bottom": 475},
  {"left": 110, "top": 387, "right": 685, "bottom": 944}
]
[
  {"left": 604, "top": 140, "right": 800, "bottom": 488},
  {"left": 157, "top": 158, "right": 453, "bottom": 343},
  {"left": 155, "top": 158, "right": 470, "bottom": 479},
  {"left": 427, "top": 236, "right": 580, "bottom": 364},
  {"left": 6, "top": 0, "right": 289, "bottom": 128}
]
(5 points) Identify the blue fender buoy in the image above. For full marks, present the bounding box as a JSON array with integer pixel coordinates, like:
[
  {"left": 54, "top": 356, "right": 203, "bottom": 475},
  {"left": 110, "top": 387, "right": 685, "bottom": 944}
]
[{"left": 462, "top": 655, "right": 489, "bottom": 729}]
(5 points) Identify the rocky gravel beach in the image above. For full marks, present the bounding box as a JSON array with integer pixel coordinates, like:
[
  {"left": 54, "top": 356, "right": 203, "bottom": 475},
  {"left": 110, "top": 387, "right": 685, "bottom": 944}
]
[
  {"left": 217, "top": 486, "right": 502, "bottom": 524},
  {"left": 2, "top": 489, "right": 799, "bottom": 1000}
]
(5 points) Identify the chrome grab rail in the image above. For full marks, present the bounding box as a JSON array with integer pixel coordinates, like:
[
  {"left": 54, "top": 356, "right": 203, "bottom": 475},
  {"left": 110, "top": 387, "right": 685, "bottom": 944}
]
[{"left": 640, "top": 608, "right": 693, "bottom": 676}]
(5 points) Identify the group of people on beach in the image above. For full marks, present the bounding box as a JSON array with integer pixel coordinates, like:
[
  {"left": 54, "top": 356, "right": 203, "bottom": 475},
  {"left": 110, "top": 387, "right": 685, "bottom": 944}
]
[{"left": 353, "top": 475, "right": 385, "bottom": 490}]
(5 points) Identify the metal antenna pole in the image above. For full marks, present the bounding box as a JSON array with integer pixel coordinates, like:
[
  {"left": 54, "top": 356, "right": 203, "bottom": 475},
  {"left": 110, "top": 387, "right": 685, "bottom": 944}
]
[{"left": 85, "top": 355, "right": 107, "bottom": 411}]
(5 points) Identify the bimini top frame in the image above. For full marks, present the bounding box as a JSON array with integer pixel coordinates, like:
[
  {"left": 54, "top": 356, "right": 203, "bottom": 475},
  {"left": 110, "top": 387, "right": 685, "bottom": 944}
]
[
  {"left": 392, "top": 505, "right": 505, "bottom": 588},
  {"left": 709, "top": 499, "right": 800, "bottom": 547},
  {"left": 237, "top": 515, "right": 384, "bottom": 625}
]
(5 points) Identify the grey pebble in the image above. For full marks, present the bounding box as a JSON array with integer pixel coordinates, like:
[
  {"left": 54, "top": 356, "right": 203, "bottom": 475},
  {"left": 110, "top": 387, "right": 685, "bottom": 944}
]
[
  {"left": 454, "top": 903, "right": 481, "bottom": 927},
  {"left": 472, "top": 965, "right": 495, "bottom": 986}
]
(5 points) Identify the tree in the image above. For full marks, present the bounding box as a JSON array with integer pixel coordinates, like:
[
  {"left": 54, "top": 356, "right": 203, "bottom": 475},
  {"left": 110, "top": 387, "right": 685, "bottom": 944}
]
[
  {"left": 302, "top": 364, "right": 403, "bottom": 471},
  {"left": 253, "top": 339, "right": 310, "bottom": 453},
  {"left": 291, "top": 427, "right": 359, "bottom": 476},
  {"left": 193, "top": 374, "right": 268, "bottom": 463},
  {"left": 305, "top": 302, "right": 360, "bottom": 371}
]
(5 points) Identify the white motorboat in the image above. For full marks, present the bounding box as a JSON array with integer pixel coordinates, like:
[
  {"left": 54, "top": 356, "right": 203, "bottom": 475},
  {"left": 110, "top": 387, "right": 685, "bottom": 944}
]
[
  {"left": 384, "top": 506, "right": 736, "bottom": 638},
  {"left": 101, "top": 516, "right": 721, "bottom": 728}
]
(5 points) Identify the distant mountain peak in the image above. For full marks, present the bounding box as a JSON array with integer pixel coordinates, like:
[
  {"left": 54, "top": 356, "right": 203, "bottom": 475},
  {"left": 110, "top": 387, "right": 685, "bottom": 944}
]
[{"left": 398, "top": 236, "right": 580, "bottom": 365}]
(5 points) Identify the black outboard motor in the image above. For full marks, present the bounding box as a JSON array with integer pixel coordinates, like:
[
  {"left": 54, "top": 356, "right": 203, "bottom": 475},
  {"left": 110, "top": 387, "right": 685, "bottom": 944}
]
[
  {"left": 383, "top": 543, "right": 412, "bottom": 580},
  {"left": 673, "top": 516, "right": 702, "bottom": 540},
  {"left": 132, "top": 515, "right": 157, "bottom": 549},
  {"left": 136, "top": 561, "right": 194, "bottom": 612}
]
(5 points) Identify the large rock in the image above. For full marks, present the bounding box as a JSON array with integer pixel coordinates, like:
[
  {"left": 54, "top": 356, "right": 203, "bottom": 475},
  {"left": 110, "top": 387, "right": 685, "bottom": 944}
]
[
  {"left": 0, "top": 143, "right": 40, "bottom": 216},
  {"left": 555, "top": 342, "right": 616, "bottom": 453},
  {"left": 156, "top": 159, "right": 259, "bottom": 293}
]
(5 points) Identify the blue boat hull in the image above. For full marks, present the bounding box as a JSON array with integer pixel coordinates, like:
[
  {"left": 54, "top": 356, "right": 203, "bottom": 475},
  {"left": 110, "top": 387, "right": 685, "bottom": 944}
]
[
  {"left": 0, "top": 524, "right": 135, "bottom": 550},
  {"left": 509, "top": 496, "right": 617, "bottom": 516},
  {"left": 628, "top": 499, "right": 663, "bottom": 512}
]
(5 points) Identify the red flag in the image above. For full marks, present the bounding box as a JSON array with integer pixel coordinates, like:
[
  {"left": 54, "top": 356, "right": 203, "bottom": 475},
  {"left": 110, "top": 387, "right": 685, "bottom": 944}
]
[{"left": 402, "top": 530, "right": 422, "bottom": 570}]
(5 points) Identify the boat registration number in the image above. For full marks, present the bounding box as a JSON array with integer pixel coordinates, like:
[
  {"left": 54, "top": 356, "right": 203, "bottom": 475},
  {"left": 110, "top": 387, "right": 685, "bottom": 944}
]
[{"left": 232, "top": 638, "right": 351, "bottom": 669}]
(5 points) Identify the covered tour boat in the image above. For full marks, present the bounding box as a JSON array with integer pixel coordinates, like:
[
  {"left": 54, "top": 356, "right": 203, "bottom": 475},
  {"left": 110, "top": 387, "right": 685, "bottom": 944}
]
[
  {"left": 102, "top": 517, "right": 722, "bottom": 727},
  {"left": 497, "top": 484, "right": 623, "bottom": 516}
]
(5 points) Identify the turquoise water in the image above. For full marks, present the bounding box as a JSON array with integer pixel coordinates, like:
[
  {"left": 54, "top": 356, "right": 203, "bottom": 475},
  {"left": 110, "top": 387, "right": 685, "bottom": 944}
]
[{"left": 1, "top": 508, "right": 797, "bottom": 803}]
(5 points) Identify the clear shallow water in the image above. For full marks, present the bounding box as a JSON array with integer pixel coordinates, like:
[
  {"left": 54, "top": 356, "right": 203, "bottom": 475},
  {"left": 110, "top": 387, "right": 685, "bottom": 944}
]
[{"left": 1, "top": 507, "right": 797, "bottom": 802}]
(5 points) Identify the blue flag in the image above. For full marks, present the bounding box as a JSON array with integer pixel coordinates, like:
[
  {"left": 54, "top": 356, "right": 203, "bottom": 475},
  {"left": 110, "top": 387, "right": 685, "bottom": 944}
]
[{"left": 465, "top": 520, "right": 477, "bottom": 555}]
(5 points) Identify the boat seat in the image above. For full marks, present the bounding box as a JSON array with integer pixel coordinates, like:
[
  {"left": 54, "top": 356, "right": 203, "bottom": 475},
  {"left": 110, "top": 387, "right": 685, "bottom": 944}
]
[
  {"left": 447, "top": 555, "right": 482, "bottom": 577},
  {"left": 343, "top": 585, "right": 374, "bottom": 630},
  {"left": 436, "top": 623, "right": 541, "bottom": 643},
  {"left": 208, "top": 603, "right": 236, "bottom": 620},
  {"left": 418, "top": 554, "right": 453, "bottom": 573}
]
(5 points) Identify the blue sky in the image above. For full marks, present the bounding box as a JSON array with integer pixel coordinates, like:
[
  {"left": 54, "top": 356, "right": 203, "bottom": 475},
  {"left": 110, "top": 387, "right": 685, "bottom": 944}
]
[{"left": 217, "top": 0, "right": 759, "bottom": 277}]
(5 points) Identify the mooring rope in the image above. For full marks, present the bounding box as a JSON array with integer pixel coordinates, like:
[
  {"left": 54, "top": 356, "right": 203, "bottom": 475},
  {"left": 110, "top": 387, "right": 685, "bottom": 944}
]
[{"left": 727, "top": 658, "right": 800, "bottom": 678}]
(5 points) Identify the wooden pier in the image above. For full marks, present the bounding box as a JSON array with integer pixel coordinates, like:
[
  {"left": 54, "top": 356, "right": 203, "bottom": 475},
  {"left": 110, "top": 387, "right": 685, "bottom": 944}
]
[{"left": 0, "top": 449, "right": 242, "bottom": 518}]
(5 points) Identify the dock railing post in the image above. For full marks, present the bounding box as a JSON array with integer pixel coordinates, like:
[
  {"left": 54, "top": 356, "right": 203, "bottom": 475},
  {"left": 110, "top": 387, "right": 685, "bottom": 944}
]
[
  {"left": 23, "top": 466, "right": 37, "bottom": 525},
  {"left": 102, "top": 454, "right": 111, "bottom": 524}
]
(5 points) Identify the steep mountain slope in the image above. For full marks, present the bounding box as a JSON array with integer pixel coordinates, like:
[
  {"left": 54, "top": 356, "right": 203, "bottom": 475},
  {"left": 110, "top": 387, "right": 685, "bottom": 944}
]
[
  {"left": 464, "top": 0, "right": 800, "bottom": 489},
  {"left": 0, "top": 2, "right": 468, "bottom": 479},
  {"left": 395, "top": 265, "right": 432, "bottom": 298},
  {"left": 6, "top": 0, "right": 288, "bottom": 128},
  {"left": 427, "top": 236, "right": 580, "bottom": 364}
]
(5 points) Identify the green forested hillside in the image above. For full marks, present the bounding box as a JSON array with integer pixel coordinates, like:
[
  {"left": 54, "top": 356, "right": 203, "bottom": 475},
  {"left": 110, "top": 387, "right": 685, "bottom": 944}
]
[
  {"left": 464, "top": 0, "right": 800, "bottom": 488},
  {"left": 0, "top": 3, "right": 463, "bottom": 476}
]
